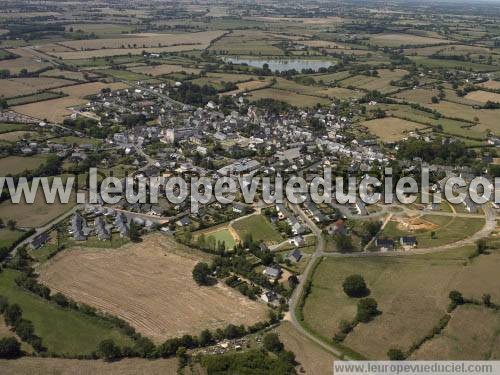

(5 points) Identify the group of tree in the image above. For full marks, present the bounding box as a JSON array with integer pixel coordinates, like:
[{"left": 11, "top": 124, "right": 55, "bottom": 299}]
[
  {"left": 0, "top": 296, "right": 44, "bottom": 352},
  {"left": 397, "top": 138, "right": 476, "bottom": 166}
]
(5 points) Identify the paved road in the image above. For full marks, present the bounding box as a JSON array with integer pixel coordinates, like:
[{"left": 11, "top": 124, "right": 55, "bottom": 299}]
[
  {"left": 285, "top": 203, "right": 344, "bottom": 358},
  {"left": 283, "top": 201, "right": 496, "bottom": 359}
]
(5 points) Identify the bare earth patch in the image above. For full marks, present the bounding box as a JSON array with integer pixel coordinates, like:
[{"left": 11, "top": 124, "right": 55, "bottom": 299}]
[{"left": 38, "top": 234, "right": 268, "bottom": 343}]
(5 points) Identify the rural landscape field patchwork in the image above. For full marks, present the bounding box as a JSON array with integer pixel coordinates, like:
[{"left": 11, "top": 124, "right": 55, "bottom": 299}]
[{"left": 0, "top": 0, "right": 499, "bottom": 374}]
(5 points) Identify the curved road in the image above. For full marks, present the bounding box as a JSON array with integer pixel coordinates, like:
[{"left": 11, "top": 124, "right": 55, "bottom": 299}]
[{"left": 284, "top": 202, "right": 496, "bottom": 359}]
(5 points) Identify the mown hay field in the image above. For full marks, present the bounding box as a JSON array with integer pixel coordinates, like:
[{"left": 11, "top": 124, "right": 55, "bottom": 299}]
[
  {"left": 0, "top": 77, "right": 75, "bottom": 98},
  {"left": 464, "top": 90, "right": 500, "bottom": 103},
  {"left": 369, "top": 33, "right": 449, "bottom": 47},
  {"left": 39, "top": 234, "right": 268, "bottom": 343},
  {"left": 129, "top": 64, "right": 200, "bottom": 76},
  {"left": 249, "top": 88, "right": 330, "bottom": 107},
  {"left": 360, "top": 117, "right": 427, "bottom": 142},
  {"left": 0, "top": 357, "right": 179, "bottom": 375}
]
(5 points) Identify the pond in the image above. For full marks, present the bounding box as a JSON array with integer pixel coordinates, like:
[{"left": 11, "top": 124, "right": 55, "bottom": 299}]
[{"left": 222, "top": 57, "right": 335, "bottom": 72}]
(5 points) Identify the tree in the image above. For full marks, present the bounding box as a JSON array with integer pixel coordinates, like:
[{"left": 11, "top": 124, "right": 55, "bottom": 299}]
[
  {"left": 128, "top": 221, "right": 141, "bottom": 242},
  {"left": 476, "top": 239, "right": 487, "bottom": 254},
  {"left": 0, "top": 296, "right": 8, "bottom": 314},
  {"left": 98, "top": 339, "right": 121, "bottom": 361},
  {"left": 288, "top": 275, "right": 299, "bottom": 289},
  {"left": 52, "top": 292, "right": 69, "bottom": 308},
  {"left": 6, "top": 220, "right": 16, "bottom": 231},
  {"left": 263, "top": 333, "right": 284, "bottom": 353},
  {"left": 176, "top": 346, "right": 188, "bottom": 368},
  {"left": 449, "top": 290, "right": 464, "bottom": 306},
  {"left": 199, "top": 329, "right": 213, "bottom": 346},
  {"left": 387, "top": 348, "right": 406, "bottom": 360},
  {"left": 134, "top": 337, "right": 155, "bottom": 358},
  {"left": 4, "top": 304, "right": 22, "bottom": 326},
  {"left": 334, "top": 234, "right": 354, "bottom": 253},
  {"left": 356, "top": 298, "right": 379, "bottom": 323},
  {"left": 482, "top": 294, "right": 492, "bottom": 307},
  {"left": 192, "top": 262, "right": 211, "bottom": 285},
  {"left": 343, "top": 275, "right": 369, "bottom": 297},
  {"left": 0, "top": 337, "right": 21, "bottom": 359}
]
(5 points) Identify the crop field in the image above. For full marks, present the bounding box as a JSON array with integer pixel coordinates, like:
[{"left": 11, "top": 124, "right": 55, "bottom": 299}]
[
  {"left": 428, "top": 101, "right": 500, "bottom": 134},
  {"left": 220, "top": 79, "right": 271, "bottom": 96},
  {"left": 0, "top": 269, "right": 134, "bottom": 355},
  {"left": 48, "top": 31, "right": 224, "bottom": 60},
  {"left": 209, "top": 30, "right": 285, "bottom": 55},
  {"left": 0, "top": 130, "right": 37, "bottom": 142},
  {"left": 478, "top": 80, "right": 500, "bottom": 90},
  {"left": 95, "top": 69, "right": 150, "bottom": 81},
  {"left": 59, "top": 81, "right": 128, "bottom": 99},
  {"left": 232, "top": 214, "right": 282, "bottom": 245},
  {"left": 464, "top": 90, "right": 500, "bottom": 103},
  {"left": 302, "top": 247, "right": 500, "bottom": 359},
  {"left": 7, "top": 92, "right": 63, "bottom": 106},
  {"left": 411, "top": 304, "right": 500, "bottom": 359},
  {"left": 409, "top": 56, "right": 495, "bottom": 72},
  {"left": 393, "top": 88, "right": 439, "bottom": 105},
  {"left": 129, "top": 64, "right": 200, "bottom": 76},
  {"left": 377, "top": 103, "right": 489, "bottom": 139},
  {"left": 249, "top": 88, "right": 330, "bottom": 107},
  {"left": 369, "top": 33, "right": 449, "bottom": 47},
  {"left": 12, "top": 97, "right": 86, "bottom": 123},
  {"left": 0, "top": 77, "right": 75, "bottom": 98},
  {"left": 339, "top": 69, "right": 407, "bottom": 94},
  {"left": 0, "top": 154, "right": 48, "bottom": 175},
  {"left": 0, "top": 189, "right": 76, "bottom": 228},
  {"left": 0, "top": 357, "right": 179, "bottom": 375},
  {"left": 271, "top": 78, "right": 361, "bottom": 100},
  {"left": 382, "top": 215, "right": 484, "bottom": 248},
  {"left": 40, "top": 68, "right": 91, "bottom": 81},
  {"left": 0, "top": 56, "right": 50, "bottom": 74},
  {"left": 360, "top": 117, "right": 427, "bottom": 142},
  {"left": 39, "top": 235, "right": 268, "bottom": 342}
]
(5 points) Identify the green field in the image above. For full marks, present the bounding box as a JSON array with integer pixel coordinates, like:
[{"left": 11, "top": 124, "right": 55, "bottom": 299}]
[
  {"left": 0, "top": 269, "right": 134, "bottom": 355},
  {"left": 206, "top": 227, "right": 237, "bottom": 250},
  {"left": 232, "top": 214, "right": 282, "bottom": 244},
  {"left": 7, "top": 92, "right": 64, "bottom": 106},
  {"left": 302, "top": 246, "right": 500, "bottom": 359},
  {"left": 0, "top": 155, "right": 48, "bottom": 175},
  {"left": 0, "top": 228, "right": 25, "bottom": 248},
  {"left": 0, "top": 122, "right": 32, "bottom": 134}
]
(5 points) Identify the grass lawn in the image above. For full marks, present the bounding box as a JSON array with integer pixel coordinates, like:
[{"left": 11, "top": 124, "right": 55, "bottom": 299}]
[
  {"left": 232, "top": 214, "right": 282, "bottom": 245},
  {"left": 205, "top": 227, "right": 237, "bottom": 250},
  {"left": 0, "top": 269, "right": 133, "bottom": 355},
  {"left": 0, "top": 228, "right": 25, "bottom": 248},
  {"left": 302, "top": 246, "right": 500, "bottom": 359}
]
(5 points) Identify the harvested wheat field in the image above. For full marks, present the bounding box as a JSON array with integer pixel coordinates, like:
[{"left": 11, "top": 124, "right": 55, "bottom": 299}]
[
  {"left": 478, "top": 80, "right": 500, "bottom": 90},
  {"left": 0, "top": 77, "right": 75, "bottom": 98},
  {"left": 130, "top": 64, "right": 200, "bottom": 76},
  {"left": 464, "top": 90, "right": 500, "bottom": 103},
  {"left": 12, "top": 97, "right": 86, "bottom": 123},
  {"left": 59, "top": 81, "right": 128, "bottom": 98},
  {"left": 39, "top": 234, "right": 268, "bottom": 343},
  {"left": 220, "top": 79, "right": 271, "bottom": 96},
  {"left": 0, "top": 357, "right": 179, "bottom": 375},
  {"left": 361, "top": 117, "right": 426, "bottom": 142}
]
